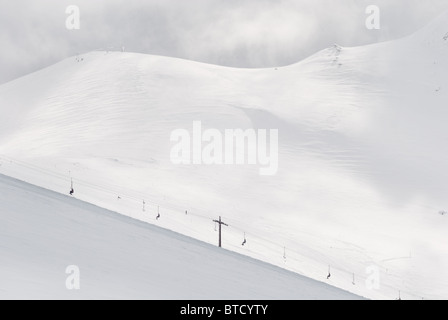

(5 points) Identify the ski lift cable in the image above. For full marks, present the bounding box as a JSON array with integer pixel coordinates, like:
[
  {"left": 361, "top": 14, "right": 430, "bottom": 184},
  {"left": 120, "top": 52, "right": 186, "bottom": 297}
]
[
  {"left": 2, "top": 157, "right": 422, "bottom": 298},
  {"left": 2, "top": 154, "right": 443, "bottom": 217},
  {"left": 0, "top": 154, "right": 425, "bottom": 299}
]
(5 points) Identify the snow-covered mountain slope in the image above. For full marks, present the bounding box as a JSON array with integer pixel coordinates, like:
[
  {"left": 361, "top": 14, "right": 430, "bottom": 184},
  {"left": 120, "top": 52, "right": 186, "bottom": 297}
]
[
  {"left": 0, "top": 173, "right": 362, "bottom": 300},
  {"left": 1, "top": 12, "right": 448, "bottom": 300}
]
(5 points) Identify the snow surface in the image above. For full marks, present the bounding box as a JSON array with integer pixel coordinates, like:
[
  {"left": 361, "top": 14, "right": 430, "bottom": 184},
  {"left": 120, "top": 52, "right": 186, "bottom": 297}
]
[
  {"left": 1, "top": 12, "right": 448, "bottom": 300},
  {"left": 0, "top": 173, "right": 362, "bottom": 300}
]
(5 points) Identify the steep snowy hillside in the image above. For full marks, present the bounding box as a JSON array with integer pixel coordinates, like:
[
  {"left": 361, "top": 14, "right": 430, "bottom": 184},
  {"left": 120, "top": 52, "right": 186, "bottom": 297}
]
[
  {"left": 0, "top": 174, "right": 362, "bottom": 300},
  {"left": 1, "top": 12, "right": 447, "bottom": 300}
]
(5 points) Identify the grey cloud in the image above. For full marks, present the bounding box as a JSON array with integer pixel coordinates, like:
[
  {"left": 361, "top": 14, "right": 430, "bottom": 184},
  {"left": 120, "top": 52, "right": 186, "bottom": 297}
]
[{"left": 1, "top": 0, "right": 448, "bottom": 84}]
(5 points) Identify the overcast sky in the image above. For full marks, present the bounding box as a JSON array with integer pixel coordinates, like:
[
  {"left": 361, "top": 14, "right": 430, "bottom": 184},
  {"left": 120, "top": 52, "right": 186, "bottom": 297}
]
[{"left": 1, "top": 0, "right": 448, "bottom": 85}]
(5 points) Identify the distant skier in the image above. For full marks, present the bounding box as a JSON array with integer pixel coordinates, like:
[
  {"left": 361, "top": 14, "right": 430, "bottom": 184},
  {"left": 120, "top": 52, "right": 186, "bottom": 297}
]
[
  {"left": 156, "top": 213, "right": 160, "bottom": 220},
  {"left": 242, "top": 239, "right": 246, "bottom": 246}
]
